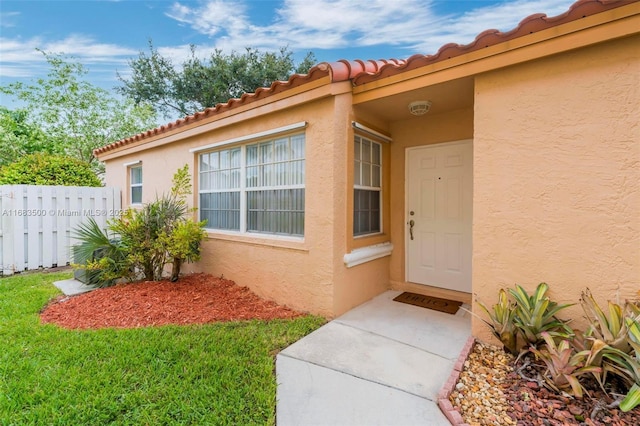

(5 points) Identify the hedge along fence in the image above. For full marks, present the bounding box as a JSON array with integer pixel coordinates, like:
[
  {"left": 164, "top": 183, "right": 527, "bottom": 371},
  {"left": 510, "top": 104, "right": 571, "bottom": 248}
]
[{"left": 0, "top": 185, "right": 121, "bottom": 276}]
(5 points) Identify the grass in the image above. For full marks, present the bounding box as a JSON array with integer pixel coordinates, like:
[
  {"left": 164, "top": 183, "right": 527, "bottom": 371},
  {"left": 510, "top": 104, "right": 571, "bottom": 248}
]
[{"left": 0, "top": 271, "right": 325, "bottom": 425}]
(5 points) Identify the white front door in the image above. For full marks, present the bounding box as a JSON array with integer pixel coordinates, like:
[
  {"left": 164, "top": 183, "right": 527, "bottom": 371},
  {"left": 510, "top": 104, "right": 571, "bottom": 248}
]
[{"left": 406, "top": 140, "right": 472, "bottom": 293}]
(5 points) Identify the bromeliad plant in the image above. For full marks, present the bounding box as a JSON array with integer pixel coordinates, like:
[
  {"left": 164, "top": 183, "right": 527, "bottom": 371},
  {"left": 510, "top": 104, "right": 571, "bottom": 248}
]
[
  {"left": 477, "top": 282, "right": 640, "bottom": 410},
  {"left": 601, "top": 310, "right": 640, "bottom": 412},
  {"left": 475, "top": 282, "right": 573, "bottom": 355},
  {"left": 620, "top": 314, "right": 640, "bottom": 411},
  {"left": 476, "top": 289, "right": 519, "bottom": 355},
  {"left": 509, "top": 282, "right": 575, "bottom": 347},
  {"left": 577, "top": 290, "right": 640, "bottom": 411},
  {"left": 529, "top": 332, "right": 602, "bottom": 398},
  {"left": 581, "top": 288, "right": 632, "bottom": 353}
]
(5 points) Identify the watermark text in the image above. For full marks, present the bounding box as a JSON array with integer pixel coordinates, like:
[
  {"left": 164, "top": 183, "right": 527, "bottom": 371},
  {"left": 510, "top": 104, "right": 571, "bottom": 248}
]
[{"left": 2, "top": 209, "right": 124, "bottom": 217}]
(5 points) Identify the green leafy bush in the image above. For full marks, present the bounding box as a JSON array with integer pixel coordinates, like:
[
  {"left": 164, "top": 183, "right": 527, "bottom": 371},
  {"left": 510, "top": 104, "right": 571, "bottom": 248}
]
[
  {"left": 0, "top": 153, "right": 101, "bottom": 186},
  {"left": 72, "top": 165, "right": 206, "bottom": 283},
  {"left": 164, "top": 219, "right": 207, "bottom": 281}
]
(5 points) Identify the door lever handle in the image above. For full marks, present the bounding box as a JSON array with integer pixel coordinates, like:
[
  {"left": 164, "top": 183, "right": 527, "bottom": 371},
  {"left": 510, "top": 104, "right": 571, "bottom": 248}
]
[{"left": 409, "top": 219, "right": 415, "bottom": 240}]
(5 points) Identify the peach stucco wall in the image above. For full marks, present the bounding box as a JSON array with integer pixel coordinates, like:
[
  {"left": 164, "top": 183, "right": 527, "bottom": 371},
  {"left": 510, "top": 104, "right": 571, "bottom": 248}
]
[
  {"left": 101, "top": 24, "right": 638, "bottom": 324},
  {"left": 472, "top": 35, "right": 640, "bottom": 342},
  {"left": 104, "top": 94, "right": 355, "bottom": 316}
]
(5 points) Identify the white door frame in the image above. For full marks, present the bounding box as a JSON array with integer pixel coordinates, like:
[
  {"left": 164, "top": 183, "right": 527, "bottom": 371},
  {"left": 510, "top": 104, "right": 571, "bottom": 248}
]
[{"left": 404, "top": 139, "right": 473, "bottom": 291}]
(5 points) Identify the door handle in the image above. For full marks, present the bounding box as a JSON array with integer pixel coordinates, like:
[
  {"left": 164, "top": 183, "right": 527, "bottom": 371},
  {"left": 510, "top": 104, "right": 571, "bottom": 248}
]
[{"left": 409, "top": 219, "right": 415, "bottom": 240}]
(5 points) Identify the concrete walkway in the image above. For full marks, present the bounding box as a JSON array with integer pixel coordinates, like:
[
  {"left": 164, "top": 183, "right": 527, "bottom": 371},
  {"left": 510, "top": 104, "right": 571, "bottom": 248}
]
[
  {"left": 53, "top": 278, "right": 96, "bottom": 295},
  {"left": 276, "top": 290, "right": 471, "bottom": 426}
]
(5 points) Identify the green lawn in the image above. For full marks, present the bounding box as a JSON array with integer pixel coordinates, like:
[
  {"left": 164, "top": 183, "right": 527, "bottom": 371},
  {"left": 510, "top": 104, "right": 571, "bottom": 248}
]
[{"left": 0, "top": 271, "right": 325, "bottom": 425}]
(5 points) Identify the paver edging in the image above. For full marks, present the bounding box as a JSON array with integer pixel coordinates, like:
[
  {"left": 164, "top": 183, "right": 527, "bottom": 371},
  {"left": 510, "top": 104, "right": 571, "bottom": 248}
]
[{"left": 437, "top": 335, "right": 475, "bottom": 426}]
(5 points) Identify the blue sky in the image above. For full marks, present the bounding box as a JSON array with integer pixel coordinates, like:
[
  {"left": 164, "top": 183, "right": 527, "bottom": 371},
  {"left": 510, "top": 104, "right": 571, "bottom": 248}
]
[{"left": 1, "top": 0, "right": 576, "bottom": 109}]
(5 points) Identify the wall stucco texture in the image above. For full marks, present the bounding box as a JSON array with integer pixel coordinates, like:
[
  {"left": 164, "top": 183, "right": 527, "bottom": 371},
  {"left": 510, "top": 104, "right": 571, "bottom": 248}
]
[{"left": 472, "top": 36, "right": 640, "bottom": 342}]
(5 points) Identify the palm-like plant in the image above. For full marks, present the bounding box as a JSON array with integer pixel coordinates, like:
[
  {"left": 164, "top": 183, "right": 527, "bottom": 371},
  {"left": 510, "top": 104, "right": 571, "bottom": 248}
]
[
  {"left": 71, "top": 218, "right": 130, "bottom": 287},
  {"left": 509, "top": 283, "right": 574, "bottom": 347}
]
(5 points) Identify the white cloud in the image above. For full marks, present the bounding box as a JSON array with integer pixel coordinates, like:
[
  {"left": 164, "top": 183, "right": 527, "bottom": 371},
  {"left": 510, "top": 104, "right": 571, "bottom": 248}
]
[
  {"left": 166, "top": 0, "right": 250, "bottom": 37},
  {"left": 0, "top": 0, "right": 579, "bottom": 90},
  {"left": 44, "top": 35, "right": 136, "bottom": 60},
  {"left": 164, "top": 0, "right": 575, "bottom": 56},
  {"left": 165, "top": 0, "right": 439, "bottom": 52},
  {"left": 410, "top": 0, "right": 578, "bottom": 53},
  {"left": 0, "top": 35, "right": 138, "bottom": 78},
  {"left": 0, "top": 11, "right": 20, "bottom": 28}
]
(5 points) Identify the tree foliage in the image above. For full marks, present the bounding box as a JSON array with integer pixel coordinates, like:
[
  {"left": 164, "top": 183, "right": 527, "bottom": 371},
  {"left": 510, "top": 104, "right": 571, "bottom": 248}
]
[
  {"left": 0, "top": 107, "right": 58, "bottom": 167},
  {"left": 0, "top": 153, "right": 102, "bottom": 187},
  {"left": 0, "top": 51, "right": 158, "bottom": 172},
  {"left": 118, "top": 42, "right": 316, "bottom": 118}
]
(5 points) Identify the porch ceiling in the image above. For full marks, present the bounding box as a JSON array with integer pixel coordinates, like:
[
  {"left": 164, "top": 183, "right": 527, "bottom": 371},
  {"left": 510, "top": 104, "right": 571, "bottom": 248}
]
[{"left": 353, "top": 77, "right": 474, "bottom": 124}]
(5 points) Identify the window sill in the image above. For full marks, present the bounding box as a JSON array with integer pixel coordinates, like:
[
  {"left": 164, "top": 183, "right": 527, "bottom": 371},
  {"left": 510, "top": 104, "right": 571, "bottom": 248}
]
[
  {"left": 343, "top": 242, "right": 393, "bottom": 268},
  {"left": 205, "top": 230, "right": 308, "bottom": 252}
]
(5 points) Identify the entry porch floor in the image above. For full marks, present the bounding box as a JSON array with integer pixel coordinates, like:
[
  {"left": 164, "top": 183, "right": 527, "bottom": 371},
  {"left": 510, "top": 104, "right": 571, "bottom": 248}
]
[{"left": 276, "top": 290, "right": 472, "bottom": 425}]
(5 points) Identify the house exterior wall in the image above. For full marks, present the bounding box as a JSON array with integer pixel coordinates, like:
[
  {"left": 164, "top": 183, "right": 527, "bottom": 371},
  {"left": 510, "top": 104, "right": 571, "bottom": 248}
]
[
  {"left": 104, "top": 94, "right": 356, "bottom": 316},
  {"left": 100, "top": 7, "right": 639, "bottom": 325},
  {"left": 332, "top": 114, "right": 394, "bottom": 316},
  {"left": 472, "top": 35, "right": 640, "bottom": 342}
]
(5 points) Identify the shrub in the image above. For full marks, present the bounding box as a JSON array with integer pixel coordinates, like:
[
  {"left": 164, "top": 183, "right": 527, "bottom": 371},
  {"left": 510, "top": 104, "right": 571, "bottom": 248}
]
[
  {"left": 164, "top": 219, "right": 207, "bottom": 282},
  {"left": 72, "top": 165, "right": 206, "bottom": 283},
  {"left": 0, "top": 153, "right": 101, "bottom": 186}
]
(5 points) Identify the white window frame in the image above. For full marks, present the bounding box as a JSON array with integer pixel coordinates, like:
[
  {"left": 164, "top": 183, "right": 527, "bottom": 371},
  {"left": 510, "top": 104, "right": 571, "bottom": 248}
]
[
  {"left": 198, "top": 132, "right": 305, "bottom": 238},
  {"left": 354, "top": 134, "right": 382, "bottom": 237},
  {"left": 129, "top": 165, "right": 143, "bottom": 205}
]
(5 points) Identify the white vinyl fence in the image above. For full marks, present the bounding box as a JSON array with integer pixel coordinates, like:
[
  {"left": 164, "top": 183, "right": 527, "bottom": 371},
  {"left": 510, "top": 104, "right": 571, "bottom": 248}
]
[{"left": 0, "top": 185, "right": 122, "bottom": 276}]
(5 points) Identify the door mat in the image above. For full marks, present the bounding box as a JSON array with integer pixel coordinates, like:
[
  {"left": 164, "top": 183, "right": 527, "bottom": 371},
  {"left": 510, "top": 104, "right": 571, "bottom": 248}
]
[{"left": 393, "top": 292, "right": 462, "bottom": 315}]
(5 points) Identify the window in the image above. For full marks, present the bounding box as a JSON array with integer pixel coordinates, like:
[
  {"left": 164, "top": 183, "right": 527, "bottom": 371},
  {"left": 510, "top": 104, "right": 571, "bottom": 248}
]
[
  {"left": 199, "top": 133, "right": 305, "bottom": 236},
  {"left": 354, "top": 135, "right": 381, "bottom": 236},
  {"left": 130, "top": 165, "right": 143, "bottom": 204}
]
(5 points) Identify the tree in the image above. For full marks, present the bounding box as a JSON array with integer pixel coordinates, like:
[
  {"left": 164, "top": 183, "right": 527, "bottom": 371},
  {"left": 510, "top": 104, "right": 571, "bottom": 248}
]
[
  {"left": 0, "top": 51, "right": 158, "bottom": 173},
  {"left": 118, "top": 42, "right": 316, "bottom": 118},
  {"left": 0, "top": 107, "right": 58, "bottom": 167},
  {"left": 0, "top": 153, "right": 102, "bottom": 187}
]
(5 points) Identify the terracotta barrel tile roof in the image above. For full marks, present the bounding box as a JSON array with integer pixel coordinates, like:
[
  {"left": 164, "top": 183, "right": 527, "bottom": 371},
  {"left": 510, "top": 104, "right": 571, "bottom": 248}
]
[
  {"left": 94, "top": 0, "right": 633, "bottom": 157},
  {"left": 321, "top": 58, "right": 406, "bottom": 82},
  {"left": 93, "top": 66, "right": 330, "bottom": 156},
  {"left": 352, "top": 0, "right": 634, "bottom": 85}
]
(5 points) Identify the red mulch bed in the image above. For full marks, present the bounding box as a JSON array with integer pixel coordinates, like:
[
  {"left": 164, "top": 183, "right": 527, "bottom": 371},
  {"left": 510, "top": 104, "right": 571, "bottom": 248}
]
[{"left": 40, "top": 273, "right": 303, "bottom": 329}]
